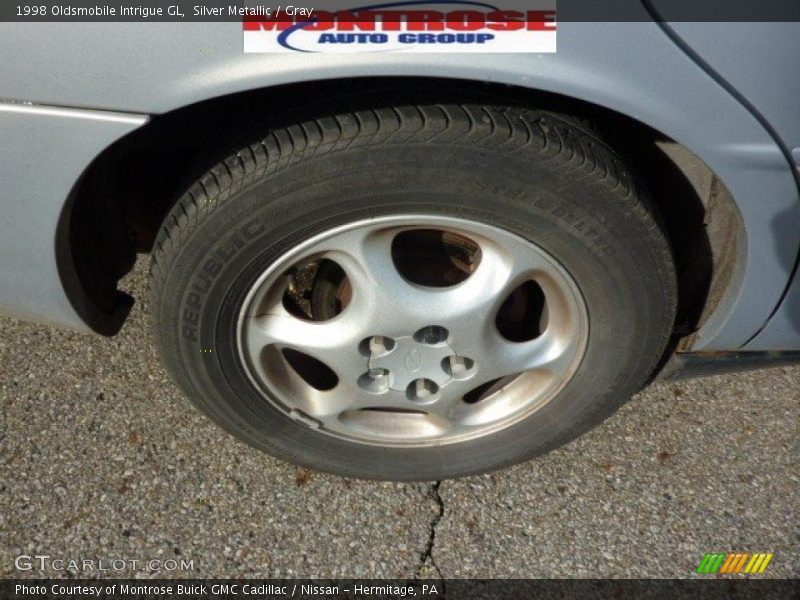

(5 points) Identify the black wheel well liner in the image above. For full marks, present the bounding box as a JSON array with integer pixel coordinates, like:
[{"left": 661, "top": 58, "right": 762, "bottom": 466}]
[{"left": 58, "top": 76, "right": 742, "bottom": 340}]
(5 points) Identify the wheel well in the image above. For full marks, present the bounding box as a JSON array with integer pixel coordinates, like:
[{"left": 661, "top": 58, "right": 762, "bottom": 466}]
[{"left": 61, "top": 76, "right": 743, "bottom": 340}]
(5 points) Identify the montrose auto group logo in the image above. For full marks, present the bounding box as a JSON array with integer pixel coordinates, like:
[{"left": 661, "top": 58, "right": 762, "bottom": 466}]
[{"left": 243, "top": 1, "right": 557, "bottom": 53}]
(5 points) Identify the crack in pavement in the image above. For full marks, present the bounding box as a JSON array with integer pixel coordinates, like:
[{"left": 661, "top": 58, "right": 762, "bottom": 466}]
[{"left": 415, "top": 481, "right": 445, "bottom": 584}]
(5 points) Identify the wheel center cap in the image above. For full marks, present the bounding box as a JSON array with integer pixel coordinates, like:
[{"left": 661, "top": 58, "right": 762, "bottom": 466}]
[{"left": 369, "top": 335, "right": 455, "bottom": 392}]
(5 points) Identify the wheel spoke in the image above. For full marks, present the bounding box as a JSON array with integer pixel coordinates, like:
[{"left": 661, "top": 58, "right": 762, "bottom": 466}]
[
  {"left": 478, "top": 328, "right": 581, "bottom": 386},
  {"left": 245, "top": 309, "right": 368, "bottom": 382},
  {"left": 507, "top": 332, "right": 578, "bottom": 374},
  {"left": 420, "top": 387, "right": 466, "bottom": 422},
  {"left": 316, "top": 227, "right": 422, "bottom": 332},
  {"left": 290, "top": 385, "right": 406, "bottom": 427},
  {"left": 429, "top": 241, "right": 525, "bottom": 323}
]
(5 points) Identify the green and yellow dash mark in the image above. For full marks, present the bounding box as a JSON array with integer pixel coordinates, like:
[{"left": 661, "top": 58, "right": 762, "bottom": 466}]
[{"left": 696, "top": 552, "right": 773, "bottom": 575}]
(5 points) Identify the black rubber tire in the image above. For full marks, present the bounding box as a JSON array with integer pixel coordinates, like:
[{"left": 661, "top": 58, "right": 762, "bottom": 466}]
[{"left": 150, "top": 103, "right": 676, "bottom": 481}]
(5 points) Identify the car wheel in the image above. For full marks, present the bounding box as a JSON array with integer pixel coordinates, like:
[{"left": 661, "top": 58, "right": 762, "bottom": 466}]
[{"left": 150, "top": 103, "right": 676, "bottom": 480}]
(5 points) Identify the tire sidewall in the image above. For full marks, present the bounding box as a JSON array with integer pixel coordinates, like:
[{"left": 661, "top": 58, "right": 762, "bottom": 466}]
[{"left": 155, "top": 143, "right": 673, "bottom": 480}]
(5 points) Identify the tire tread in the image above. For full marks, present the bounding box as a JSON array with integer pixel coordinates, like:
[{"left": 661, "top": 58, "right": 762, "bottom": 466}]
[{"left": 149, "top": 102, "right": 677, "bottom": 479}]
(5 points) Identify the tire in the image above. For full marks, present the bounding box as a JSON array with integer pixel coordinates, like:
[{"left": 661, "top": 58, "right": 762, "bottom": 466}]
[{"left": 150, "top": 103, "right": 676, "bottom": 481}]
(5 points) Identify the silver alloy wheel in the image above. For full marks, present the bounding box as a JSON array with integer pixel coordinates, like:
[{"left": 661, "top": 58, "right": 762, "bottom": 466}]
[{"left": 237, "top": 215, "right": 588, "bottom": 447}]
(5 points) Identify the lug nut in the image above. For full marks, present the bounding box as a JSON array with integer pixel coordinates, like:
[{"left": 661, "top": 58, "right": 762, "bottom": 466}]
[
  {"left": 443, "top": 355, "right": 476, "bottom": 380},
  {"left": 406, "top": 378, "right": 441, "bottom": 404},
  {"left": 367, "top": 335, "right": 396, "bottom": 357},
  {"left": 358, "top": 368, "right": 392, "bottom": 394}
]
